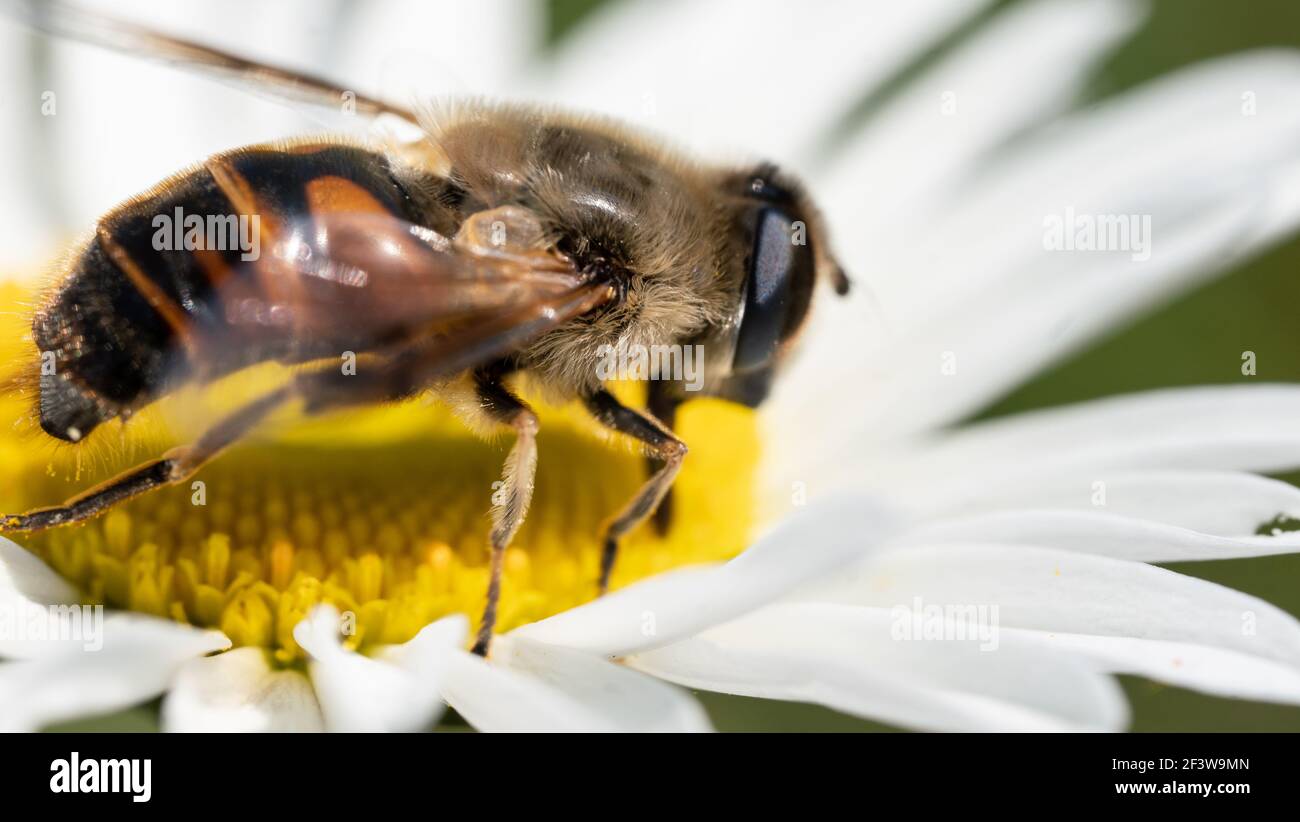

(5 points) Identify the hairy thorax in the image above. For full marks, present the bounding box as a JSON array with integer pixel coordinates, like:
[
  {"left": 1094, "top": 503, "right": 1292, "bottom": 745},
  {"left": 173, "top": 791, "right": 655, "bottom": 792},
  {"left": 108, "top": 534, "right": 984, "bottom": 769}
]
[{"left": 422, "top": 104, "right": 746, "bottom": 399}]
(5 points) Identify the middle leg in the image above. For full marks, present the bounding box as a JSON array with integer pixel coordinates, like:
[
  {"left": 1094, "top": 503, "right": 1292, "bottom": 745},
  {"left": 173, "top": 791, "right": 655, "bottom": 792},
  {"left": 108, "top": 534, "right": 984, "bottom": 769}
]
[
  {"left": 279, "top": 354, "right": 541, "bottom": 657},
  {"left": 469, "top": 367, "right": 540, "bottom": 657},
  {"left": 584, "top": 388, "right": 687, "bottom": 595}
]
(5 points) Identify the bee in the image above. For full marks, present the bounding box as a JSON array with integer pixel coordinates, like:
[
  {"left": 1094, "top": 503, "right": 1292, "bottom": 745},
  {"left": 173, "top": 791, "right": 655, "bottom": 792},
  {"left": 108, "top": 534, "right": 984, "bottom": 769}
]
[{"left": 2, "top": 2, "right": 850, "bottom": 654}]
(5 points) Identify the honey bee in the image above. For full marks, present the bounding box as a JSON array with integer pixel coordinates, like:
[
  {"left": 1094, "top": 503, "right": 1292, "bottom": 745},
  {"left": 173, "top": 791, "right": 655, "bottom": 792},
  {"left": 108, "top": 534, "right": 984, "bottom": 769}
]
[{"left": 2, "top": 2, "right": 850, "bottom": 654}]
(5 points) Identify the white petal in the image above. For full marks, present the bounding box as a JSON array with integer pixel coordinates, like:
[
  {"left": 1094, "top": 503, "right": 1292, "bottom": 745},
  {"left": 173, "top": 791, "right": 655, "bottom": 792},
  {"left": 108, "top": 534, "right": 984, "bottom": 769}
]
[
  {"left": 771, "top": 52, "right": 1300, "bottom": 468},
  {"left": 778, "top": 193, "right": 1295, "bottom": 492},
  {"left": 534, "top": 0, "right": 985, "bottom": 160},
  {"left": 440, "top": 638, "right": 709, "bottom": 732},
  {"left": 161, "top": 647, "right": 323, "bottom": 732},
  {"left": 0, "top": 613, "right": 228, "bottom": 731},
  {"left": 1008, "top": 628, "right": 1300, "bottom": 706},
  {"left": 855, "top": 50, "right": 1300, "bottom": 336},
  {"left": 631, "top": 603, "right": 1127, "bottom": 731},
  {"left": 883, "top": 385, "right": 1300, "bottom": 507},
  {"left": 822, "top": 0, "right": 1142, "bottom": 235},
  {"left": 801, "top": 543, "right": 1300, "bottom": 667},
  {"left": 854, "top": 198, "right": 1295, "bottom": 443},
  {"left": 929, "top": 50, "right": 1300, "bottom": 267},
  {"left": 294, "top": 605, "right": 450, "bottom": 732},
  {"left": 373, "top": 613, "right": 470, "bottom": 721},
  {"left": 918, "top": 469, "right": 1300, "bottom": 534},
  {"left": 489, "top": 636, "right": 711, "bottom": 732},
  {"left": 513, "top": 494, "right": 900, "bottom": 656},
  {"left": 380, "top": 614, "right": 470, "bottom": 680},
  {"left": 0, "top": 537, "right": 79, "bottom": 609},
  {"left": 901, "top": 510, "right": 1300, "bottom": 562},
  {"left": 437, "top": 648, "right": 620, "bottom": 732},
  {"left": 0, "top": 542, "right": 112, "bottom": 665}
]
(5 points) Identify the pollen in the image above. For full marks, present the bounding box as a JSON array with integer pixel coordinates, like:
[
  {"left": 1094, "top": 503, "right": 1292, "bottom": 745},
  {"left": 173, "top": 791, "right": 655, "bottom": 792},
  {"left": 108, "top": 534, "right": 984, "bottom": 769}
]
[{"left": 0, "top": 287, "right": 758, "bottom": 662}]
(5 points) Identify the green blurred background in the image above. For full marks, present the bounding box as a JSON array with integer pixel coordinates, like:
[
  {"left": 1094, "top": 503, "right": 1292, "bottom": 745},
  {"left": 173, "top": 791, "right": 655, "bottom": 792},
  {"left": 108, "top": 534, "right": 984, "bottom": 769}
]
[{"left": 49, "top": 0, "right": 1300, "bottom": 732}]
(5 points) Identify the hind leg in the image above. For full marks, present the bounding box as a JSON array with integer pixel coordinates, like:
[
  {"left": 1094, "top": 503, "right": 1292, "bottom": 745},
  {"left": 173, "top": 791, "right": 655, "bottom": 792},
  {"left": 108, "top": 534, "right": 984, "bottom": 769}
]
[
  {"left": 1, "top": 386, "right": 295, "bottom": 532},
  {"left": 1, "top": 350, "right": 432, "bottom": 533}
]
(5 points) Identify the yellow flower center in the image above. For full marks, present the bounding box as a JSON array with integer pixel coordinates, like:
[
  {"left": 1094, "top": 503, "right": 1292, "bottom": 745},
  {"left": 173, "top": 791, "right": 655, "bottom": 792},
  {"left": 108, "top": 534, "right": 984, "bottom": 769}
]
[{"left": 0, "top": 284, "right": 758, "bottom": 662}]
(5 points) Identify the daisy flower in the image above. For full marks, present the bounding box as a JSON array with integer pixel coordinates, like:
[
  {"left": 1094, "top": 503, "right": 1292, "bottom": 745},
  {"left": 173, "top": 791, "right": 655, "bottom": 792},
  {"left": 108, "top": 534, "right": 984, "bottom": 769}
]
[{"left": 4, "top": 0, "right": 1300, "bottom": 732}]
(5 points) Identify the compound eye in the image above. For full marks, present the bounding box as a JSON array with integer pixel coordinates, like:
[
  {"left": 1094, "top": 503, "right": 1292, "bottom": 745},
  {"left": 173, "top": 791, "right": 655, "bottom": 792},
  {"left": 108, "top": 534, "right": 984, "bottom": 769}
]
[{"left": 732, "top": 207, "right": 813, "bottom": 372}]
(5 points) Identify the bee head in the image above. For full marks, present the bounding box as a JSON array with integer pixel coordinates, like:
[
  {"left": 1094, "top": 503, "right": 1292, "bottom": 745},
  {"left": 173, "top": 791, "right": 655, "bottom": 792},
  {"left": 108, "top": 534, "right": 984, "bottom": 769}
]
[{"left": 716, "top": 163, "right": 848, "bottom": 408}]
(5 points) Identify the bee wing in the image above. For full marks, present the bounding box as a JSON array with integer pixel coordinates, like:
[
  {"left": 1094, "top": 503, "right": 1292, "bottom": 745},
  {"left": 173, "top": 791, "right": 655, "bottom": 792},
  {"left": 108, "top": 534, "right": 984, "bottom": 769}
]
[
  {"left": 3, "top": 0, "right": 418, "bottom": 125},
  {"left": 361, "top": 278, "right": 617, "bottom": 386},
  {"left": 209, "top": 210, "right": 612, "bottom": 380}
]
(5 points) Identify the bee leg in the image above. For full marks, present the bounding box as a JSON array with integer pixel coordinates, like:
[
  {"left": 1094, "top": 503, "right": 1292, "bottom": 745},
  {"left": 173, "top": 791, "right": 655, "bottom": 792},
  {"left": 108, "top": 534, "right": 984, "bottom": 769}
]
[
  {"left": 1, "top": 354, "right": 422, "bottom": 533},
  {"left": 584, "top": 388, "right": 687, "bottom": 595},
  {"left": 298, "top": 360, "right": 539, "bottom": 657},
  {"left": 646, "top": 382, "right": 682, "bottom": 536},
  {"left": 0, "top": 385, "right": 294, "bottom": 533},
  {"left": 470, "top": 370, "right": 539, "bottom": 657}
]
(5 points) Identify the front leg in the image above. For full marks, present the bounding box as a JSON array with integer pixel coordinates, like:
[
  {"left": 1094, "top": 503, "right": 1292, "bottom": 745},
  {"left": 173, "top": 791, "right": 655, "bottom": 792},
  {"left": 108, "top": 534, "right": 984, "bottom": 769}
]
[
  {"left": 646, "top": 380, "right": 683, "bottom": 535},
  {"left": 584, "top": 388, "right": 688, "bottom": 594}
]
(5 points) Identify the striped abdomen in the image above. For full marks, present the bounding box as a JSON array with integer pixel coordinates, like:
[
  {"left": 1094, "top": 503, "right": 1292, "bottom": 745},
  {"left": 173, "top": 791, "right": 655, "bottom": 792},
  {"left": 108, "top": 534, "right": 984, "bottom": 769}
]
[{"left": 33, "top": 141, "right": 447, "bottom": 442}]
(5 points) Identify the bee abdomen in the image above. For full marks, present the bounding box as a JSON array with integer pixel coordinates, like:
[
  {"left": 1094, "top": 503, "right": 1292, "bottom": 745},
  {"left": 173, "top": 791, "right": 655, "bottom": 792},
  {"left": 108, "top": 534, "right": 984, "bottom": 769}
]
[{"left": 33, "top": 142, "right": 427, "bottom": 442}]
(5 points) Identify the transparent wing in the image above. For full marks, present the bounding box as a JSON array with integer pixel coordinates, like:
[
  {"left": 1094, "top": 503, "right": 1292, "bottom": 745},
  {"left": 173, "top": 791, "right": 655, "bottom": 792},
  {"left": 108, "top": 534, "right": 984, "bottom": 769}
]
[
  {"left": 2, "top": 0, "right": 418, "bottom": 125},
  {"left": 210, "top": 210, "right": 613, "bottom": 377}
]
